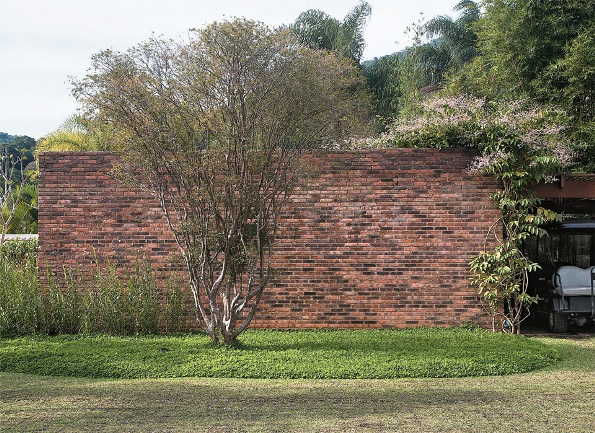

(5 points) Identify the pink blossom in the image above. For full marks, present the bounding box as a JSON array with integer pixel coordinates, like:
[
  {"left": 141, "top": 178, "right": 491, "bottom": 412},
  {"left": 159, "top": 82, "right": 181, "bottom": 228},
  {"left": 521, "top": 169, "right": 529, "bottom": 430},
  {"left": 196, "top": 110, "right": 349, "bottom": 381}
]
[{"left": 468, "top": 150, "right": 508, "bottom": 174}]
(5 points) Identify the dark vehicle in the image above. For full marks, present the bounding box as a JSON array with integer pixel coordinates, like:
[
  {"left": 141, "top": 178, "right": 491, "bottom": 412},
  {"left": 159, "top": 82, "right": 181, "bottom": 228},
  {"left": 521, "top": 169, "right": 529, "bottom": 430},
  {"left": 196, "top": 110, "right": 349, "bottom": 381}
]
[{"left": 524, "top": 221, "right": 595, "bottom": 332}]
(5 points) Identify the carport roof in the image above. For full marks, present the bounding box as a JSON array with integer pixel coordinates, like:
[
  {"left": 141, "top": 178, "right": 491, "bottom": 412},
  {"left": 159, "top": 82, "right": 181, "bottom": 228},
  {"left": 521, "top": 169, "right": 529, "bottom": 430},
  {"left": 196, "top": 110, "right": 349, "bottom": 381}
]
[{"left": 531, "top": 174, "right": 595, "bottom": 199}]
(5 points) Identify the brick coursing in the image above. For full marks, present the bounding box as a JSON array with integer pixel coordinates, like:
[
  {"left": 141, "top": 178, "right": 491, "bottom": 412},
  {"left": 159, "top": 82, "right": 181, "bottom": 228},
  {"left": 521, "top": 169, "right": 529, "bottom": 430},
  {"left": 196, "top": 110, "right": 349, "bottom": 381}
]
[{"left": 38, "top": 149, "right": 500, "bottom": 329}]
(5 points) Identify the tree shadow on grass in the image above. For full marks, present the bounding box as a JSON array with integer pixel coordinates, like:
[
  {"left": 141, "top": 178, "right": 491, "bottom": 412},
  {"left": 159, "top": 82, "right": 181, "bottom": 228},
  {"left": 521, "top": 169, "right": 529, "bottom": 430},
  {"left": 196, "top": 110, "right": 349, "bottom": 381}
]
[
  {"left": 0, "top": 375, "right": 504, "bottom": 432},
  {"left": 3, "top": 368, "right": 595, "bottom": 432}
]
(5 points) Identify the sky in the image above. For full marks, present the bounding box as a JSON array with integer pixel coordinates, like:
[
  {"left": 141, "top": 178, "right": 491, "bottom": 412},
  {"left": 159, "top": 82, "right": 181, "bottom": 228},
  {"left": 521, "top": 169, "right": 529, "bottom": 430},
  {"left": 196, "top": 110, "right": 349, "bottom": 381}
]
[{"left": 1, "top": 0, "right": 459, "bottom": 139}]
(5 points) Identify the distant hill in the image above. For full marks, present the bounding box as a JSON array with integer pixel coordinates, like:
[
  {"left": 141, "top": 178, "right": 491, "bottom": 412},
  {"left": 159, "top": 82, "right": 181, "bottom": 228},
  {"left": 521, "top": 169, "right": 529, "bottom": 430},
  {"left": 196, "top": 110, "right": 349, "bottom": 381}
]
[
  {"left": 0, "top": 132, "right": 36, "bottom": 146},
  {"left": 0, "top": 132, "right": 37, "bottom": 180}
]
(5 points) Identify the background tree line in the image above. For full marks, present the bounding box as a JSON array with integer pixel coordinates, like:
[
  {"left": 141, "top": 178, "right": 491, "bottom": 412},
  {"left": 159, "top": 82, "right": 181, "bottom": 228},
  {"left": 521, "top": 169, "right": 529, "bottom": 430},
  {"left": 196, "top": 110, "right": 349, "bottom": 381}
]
[{"left": 33, "top": 0, "right": 595, "bottom": 173}]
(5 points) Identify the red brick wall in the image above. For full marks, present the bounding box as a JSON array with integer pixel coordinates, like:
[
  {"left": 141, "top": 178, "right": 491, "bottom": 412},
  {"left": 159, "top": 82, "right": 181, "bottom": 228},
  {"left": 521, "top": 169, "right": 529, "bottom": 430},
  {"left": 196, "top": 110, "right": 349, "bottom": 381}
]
[{"left": 38, "top": 149, "right": 500, "bottom": 329}]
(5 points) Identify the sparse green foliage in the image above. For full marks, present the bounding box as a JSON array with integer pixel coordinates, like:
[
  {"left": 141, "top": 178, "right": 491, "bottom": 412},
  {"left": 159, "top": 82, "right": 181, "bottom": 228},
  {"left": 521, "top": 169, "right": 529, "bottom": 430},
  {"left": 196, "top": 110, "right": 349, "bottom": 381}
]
[
  {"left": 164, "top": 274, "right": 187, "bottom": 333},
  {"left": 0, "top": 241, "right": 186, "bottom": 336},
  {"left": 400, "top": 0, "right": 481, "bottom": 97},
  {"left": 0, "top": 241, "right": 42, "bottom": 336},
  {"left": 45, "top": 260, "right": 166, "bottom": 335},
  {"left": 44, "top": 268, "right": 82, "bottom": 335}
]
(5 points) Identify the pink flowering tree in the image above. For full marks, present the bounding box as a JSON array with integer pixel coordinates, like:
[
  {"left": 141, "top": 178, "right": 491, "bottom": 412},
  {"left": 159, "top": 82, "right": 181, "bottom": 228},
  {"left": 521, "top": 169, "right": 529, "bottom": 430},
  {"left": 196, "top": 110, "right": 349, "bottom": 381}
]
[{"left": 363, "top": 95, "right": 573, "bottom": 333}]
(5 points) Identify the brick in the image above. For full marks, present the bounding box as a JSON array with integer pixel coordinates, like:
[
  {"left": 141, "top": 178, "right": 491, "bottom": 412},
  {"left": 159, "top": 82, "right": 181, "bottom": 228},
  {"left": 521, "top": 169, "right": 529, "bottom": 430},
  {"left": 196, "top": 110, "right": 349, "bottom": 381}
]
[{"left": 38, "top": 149, "right": 501, "bottom": 330}]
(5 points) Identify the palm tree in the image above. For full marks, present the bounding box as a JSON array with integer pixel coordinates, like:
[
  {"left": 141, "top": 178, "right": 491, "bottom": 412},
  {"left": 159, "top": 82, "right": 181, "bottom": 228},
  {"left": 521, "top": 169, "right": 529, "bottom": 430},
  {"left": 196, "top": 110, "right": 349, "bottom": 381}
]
[
  {"left": 2, "top": 183, "right": 38, "bottom": 234},
  {"left": 36, "top": 114, "right": 115, "bottom": 153},
  {"left": 291, "top": 1, "right": 372, "bottom": 63},
  {"left": 422, "top": 0, "right": 481, "bottom": 72},
  {"left": 336, "top": 1, "right": 372, "bottom": 63},
  {"left": 362, "top": 53, "right": 403, "bottom": 120}
]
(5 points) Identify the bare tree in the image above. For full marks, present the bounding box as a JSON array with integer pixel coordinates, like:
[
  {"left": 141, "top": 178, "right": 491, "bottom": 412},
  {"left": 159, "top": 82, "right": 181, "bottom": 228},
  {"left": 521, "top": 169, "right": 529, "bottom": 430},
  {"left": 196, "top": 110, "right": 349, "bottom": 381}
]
[{"left": 72, "top": 19, "right": 371, "bottom": 344}]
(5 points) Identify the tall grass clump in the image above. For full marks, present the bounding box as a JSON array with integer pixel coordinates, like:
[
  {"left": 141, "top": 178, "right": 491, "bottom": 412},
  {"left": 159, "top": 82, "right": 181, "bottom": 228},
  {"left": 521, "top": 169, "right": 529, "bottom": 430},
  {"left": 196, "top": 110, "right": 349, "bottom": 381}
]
[
  {"left": 0, "top": 240, "right": 43, "bottom": 336},
  {"left": 44, "top": 268, "right": 84, "bottom": 335},
  {"left": 0, "top": 239, "right": 187, "bottom": 336},
  {"left": 80, "top": 260, "right": 160, "bottom": 335},
  {"left": 164, "top": 278, "right": 186, "bottom": 333},
  {"left": 46, "top": 260, "right": 186, "bottom": 335}
]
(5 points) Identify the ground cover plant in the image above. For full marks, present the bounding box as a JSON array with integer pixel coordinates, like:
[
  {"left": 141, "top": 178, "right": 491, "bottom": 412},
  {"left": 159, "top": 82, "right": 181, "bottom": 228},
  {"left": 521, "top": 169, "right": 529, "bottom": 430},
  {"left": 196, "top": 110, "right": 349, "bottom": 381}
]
[
  {"left": 0, "top": 328, "right": 558, "bottom": 379},
  {"left": 0, "top": 335, "right": 592, "bottom": 433}
]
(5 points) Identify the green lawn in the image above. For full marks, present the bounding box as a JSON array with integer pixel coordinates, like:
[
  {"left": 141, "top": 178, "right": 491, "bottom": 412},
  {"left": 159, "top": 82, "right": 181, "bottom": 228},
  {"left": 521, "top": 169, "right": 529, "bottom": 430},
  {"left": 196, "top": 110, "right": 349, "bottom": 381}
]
[{"left": 1, "top": 331, "right": 594, "bottom": 432}]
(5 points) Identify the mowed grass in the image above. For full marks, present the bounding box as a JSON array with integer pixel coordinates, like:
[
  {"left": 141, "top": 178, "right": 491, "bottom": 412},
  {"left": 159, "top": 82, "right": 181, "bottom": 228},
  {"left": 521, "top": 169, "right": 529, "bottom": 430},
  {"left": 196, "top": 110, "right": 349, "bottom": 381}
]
[
  {"left": 0, "top": 335, "right": 593, "bottom": 433},
  {"left": 0, "top": 328, "right": 558, "bottom": 379}
]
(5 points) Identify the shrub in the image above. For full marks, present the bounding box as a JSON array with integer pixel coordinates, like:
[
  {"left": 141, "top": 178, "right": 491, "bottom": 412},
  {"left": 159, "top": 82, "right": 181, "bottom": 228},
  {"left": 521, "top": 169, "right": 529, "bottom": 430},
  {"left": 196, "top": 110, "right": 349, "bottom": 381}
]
[
  {"left": 0, "top": 239, "right": 38, "bottom": 266},
  {"left": 0, "top": 243, "right": 186, "bottom": 336},
  {"left": 0, "top": 240, "right": 43, "bottom": 336}
]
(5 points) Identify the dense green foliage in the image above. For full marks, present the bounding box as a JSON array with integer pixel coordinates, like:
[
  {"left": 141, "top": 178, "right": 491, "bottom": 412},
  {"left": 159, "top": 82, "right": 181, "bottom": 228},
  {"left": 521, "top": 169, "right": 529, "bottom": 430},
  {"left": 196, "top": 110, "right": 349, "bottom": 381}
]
[
  {"left": 362, "top": 0, "right": 594, "bottom": 168},
  {"left": 0, "top": 328, "right": 559, "bottom": 379},
  {"left": 467, "top": 0, "right": 593, "bottom": 99},
  {"left": 0, "top": 238, "right": 38, "bottom": 264},
  {"left": 447, "top": 0, "right": 595, "bottom": 171}
]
